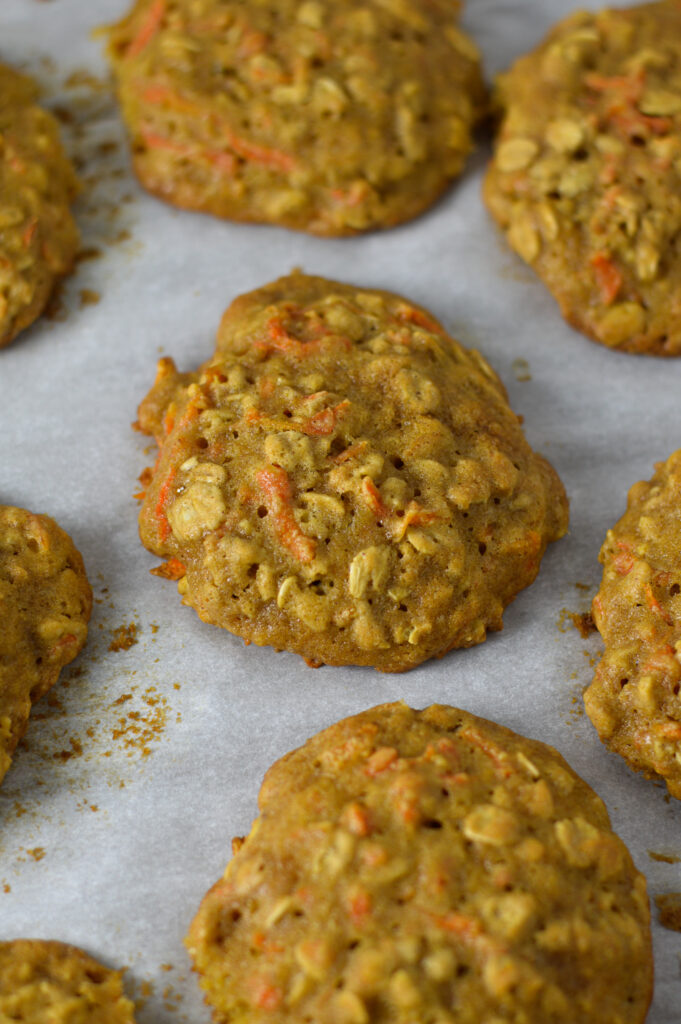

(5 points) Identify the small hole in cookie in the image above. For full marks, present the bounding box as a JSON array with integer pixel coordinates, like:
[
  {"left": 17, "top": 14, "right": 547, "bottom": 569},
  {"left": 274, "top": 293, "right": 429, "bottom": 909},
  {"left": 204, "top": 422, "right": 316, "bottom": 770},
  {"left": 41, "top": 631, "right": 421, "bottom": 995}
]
[
  {"left": 423, "top": 819, "right": 442, "bottom": 829},
  {"left": 620, "top": 678, "right": 629, "bottom": 689},
  {"left": 670, "top": 583, "right": 680, "bottom": 596},
  {"left": 27, "top": 538, "right": 39, "bottom": 552},
  {"left": 257, "top": 506, "right": 268, "bottom": 518},
  {"left": 478, "top": 542, "right": 487, "bottom": 555},
  {"left": 392, "top": 456, "right": 404, "bottom": 469},
  {"left": 196, "top": 437, "right": 208, "bottom": 449}
]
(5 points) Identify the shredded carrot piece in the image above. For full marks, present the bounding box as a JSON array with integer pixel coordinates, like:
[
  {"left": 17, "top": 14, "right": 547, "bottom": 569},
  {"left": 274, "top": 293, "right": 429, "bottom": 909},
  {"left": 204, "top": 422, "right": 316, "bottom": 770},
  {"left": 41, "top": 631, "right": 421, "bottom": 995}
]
[
  {"left": 612, "top": 539, "right": 634, "bottom": 576},
  {"left": 50, "top": 633, "right": 78, "bottom": 655},
  {"left": 585, "top": 71, "right": 644, "bottom": 102},
  {"left": 342, "top": 802, "right": 372, "bottom": 837},
  {"left": 150, "top": 557, "right": 186, "bottom": 580},
  {"left": 126, "top": 0, "right": 165, "bottom": 59},
  {"left": 591, "top": 252, "right": 622, "bottom": 306},
  {"left": 434, "top": 913, "right": 484, "bottom": 941},
  {"left": 362, "top": 478, "right": 390, "bottom": 520},
  {"left": 459, "top": 727, "right": 513, "bottom": 778},
  {"left": 300, "top": 400, "right": 350, "bottom": 437},
  {"left": 644, "top": 583, "right": 673, "bottom": 625},
  {"left": 331, "top": 441, "right": 368, "bottom": 464},
  {"left": 250, "top": 980, "right": 283, "bottom": 1011},
  {"left": 396, "top": 304, "right": 446, "bottom": 336},
  {"left": 364, "top": 746, "right": 398, "bottom": 776},
  {"left": 141, "top": 131, "right": 237, "bottom": 175},
  {"left": 22, "top": 218, "right": 37, "bottom": 248},
  {"left": 133, "top": 490, "right": 146, "bottom": 501},
  {"left": 154, "top": 466, "right": 176, "bottom": 542},
  {"left": 224, "top": 130, "right": 296, "bottom": 173},
  {"left": 348, "top": 890, "right": 372, "bottom": 926},
  {"left": 655, "top": 721, "right": 681, "bottom": 740},
  {"left": 255, "top": 466, "right": 316, "bottom": 563}
]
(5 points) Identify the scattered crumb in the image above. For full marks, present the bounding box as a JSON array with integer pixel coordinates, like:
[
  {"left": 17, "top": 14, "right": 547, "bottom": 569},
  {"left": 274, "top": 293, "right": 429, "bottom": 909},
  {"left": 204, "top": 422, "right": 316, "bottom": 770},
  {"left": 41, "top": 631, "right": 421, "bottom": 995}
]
[
  {"left": 574, "top": 582, "right": 591, "bottom": 591},
  {"left": 656, "top": 893, "right": 681, "bottom": 932},
  {"left": 511, "top": 357, "right": 531, "bottom": 382},
  {"left": 26, "top": 847, "right": 46, "bottom": 862},
  {"left": 649, "top": 851, "right": 681, "bottom": 864},
  {"left": 79, "top": 288, "right": 101, "bottom": 307},
  {"left": 53, "top": 737, "right": 83, "bottom": 762},
  {"left": 109, "top": 623, "right": 140, "bottom": 652},
  {"left": 110, "top": 687, "right": 169, "bottom": 758},
  {"left": 571, "top": 611, "right": 596, "bottom": 638},
  {"left": 75, "top": 246, "right": 102, "bottom": 263},
  {"left": 2, "top": 883, "right": 10, "bottom": 894}
]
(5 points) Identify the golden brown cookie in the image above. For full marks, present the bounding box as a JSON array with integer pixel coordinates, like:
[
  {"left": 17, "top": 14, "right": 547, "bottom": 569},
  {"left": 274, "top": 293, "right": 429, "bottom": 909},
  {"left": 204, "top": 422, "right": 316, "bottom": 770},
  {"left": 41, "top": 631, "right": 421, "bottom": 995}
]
[
  {"left": 0, "top": 64, "right": 79, "bottom": 347},
  {"left": 105, "top": 0, "right": 485, "bottom": 235},
  {"left": 585, "top": 449, "right": 681, "bottom": 798},
  {"left": 484, "top": 1, "right": 681, "bottom": 355},
  {"left": 0, "top": 506, "right": 91, "bottom": 786},
  {"left": 0, "top": 940, "right": 135, "bottom": 1022},
  {"left": 186, "top": 702, "right": 653, "bottom": 1024},
  {"left": 136, "top": 272, "right": 568, "bottom": 671}
]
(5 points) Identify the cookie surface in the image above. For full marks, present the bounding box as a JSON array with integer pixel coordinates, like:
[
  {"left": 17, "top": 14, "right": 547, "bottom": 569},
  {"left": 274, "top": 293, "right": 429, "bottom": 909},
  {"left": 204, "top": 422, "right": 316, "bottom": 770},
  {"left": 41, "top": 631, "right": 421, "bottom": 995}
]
[
  {"left": 106, "top": 0, "right": 484, "bottom": 235},
  {"left": 136, "top": 272, "right": 567, "bottom": 671},
  {"left": 484, "top": 1, "right": 681, "bottom": 355},
  {"left": 0, "top": 64, "right": 79, "bottom": 347},
  {"left": 186, "top": 701, "right": 652, "bottom": 1024},
  {"left": 0, "top": 940, "right": 135, "bottom": 1022},
  {"left": 585, "top": 449, "right": 681, "bottom": 798},
  {"left": 0, "top": 506, "right": 91, "bottom": 786}
]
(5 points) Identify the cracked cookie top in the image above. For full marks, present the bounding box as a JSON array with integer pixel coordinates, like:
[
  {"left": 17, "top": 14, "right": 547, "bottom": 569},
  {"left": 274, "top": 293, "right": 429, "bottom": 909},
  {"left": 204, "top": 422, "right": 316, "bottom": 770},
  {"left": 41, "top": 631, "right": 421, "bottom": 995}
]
[
  {"left": 106, "top": 0, "right": 484, "bottom": 235},
  {"left": 585, "top": 448, "right": 681, "bottom": 798},
  {"left": 136, "top": 272, "right": 567, "bottom": 671},
  {"left": 0, "top": 940, "right": 135, "bottom": 1022},
  {"left": 484, "top": 1, "right": 681, "bottom": 355},
  {"left": 186, "top": 702, "right": 652, "bottom": 1024},
  {"left": 0, "top": 506, "right": 91, "bottom": 786},
  {"left": 0, "top": 63, "right": 79, "bottom": 346}
]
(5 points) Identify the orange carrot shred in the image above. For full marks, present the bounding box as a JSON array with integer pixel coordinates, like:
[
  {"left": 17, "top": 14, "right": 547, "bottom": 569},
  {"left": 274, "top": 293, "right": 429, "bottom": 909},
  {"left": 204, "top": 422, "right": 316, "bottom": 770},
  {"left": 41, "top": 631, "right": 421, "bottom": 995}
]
[
  {"left": 126, "top": 0, "right": 165, "bottom": 59},
  {"left": 590, "top": 252, "right": 623, "bottom": 306},
  {"left": 255, "top": 466, "right": 316, "bottom": 563},
  {"left": 154, "top": 466, "right": 176, "bottom": 543},
  {"left": 150, "top": 557, "right": 186, "bottom": 580}
]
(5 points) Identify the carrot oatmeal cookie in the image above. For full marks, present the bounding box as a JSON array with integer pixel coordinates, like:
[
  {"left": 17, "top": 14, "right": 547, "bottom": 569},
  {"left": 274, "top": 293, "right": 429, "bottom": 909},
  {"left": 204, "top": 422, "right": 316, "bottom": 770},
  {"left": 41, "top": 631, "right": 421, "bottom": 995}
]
[
  {"left": 0, "top": 940, "right": 135, "bottom": 1022},
  {"left": 0, "top": 64, "right": 79, "bottom": 347},
  {"left": 186, "top": 702, "right": 653, "bottom": 1024},
  {"left": 105, "top": 0, "right": 485, "bottom": 235},
  {"left": 136, "top": 272, "right": 568, "bottom": 672},
  {"left": 0, "top": 506, "right": 91, "bottom": 787},
  {"left": 585, "top": 449, "right": 681, "bottom": 798},
  {"left": 484, "top": 1, "right": 681, "bottom": 355}
]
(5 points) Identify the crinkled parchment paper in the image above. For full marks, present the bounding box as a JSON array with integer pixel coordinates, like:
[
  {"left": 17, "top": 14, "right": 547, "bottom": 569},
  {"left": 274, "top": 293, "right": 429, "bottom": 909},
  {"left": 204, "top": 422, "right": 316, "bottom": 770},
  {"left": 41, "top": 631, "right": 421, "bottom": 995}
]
[{"left": 1, "top": 1, "right": 680, "bottom": 1019}]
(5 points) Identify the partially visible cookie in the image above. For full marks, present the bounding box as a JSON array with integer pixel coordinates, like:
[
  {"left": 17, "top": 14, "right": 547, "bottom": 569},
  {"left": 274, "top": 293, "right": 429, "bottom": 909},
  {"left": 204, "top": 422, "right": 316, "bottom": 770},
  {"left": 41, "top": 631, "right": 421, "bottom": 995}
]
[
  {"left": 484, "top": 1, "right": 681, "bottom": 355},
  {"left": 105, "top": 0, "right": 485, "bottom": 235},
  {"left": 186, "top": 702, "right": 653, "bottom": 1024},
  {"left": 0, "top": 64, "right": 80, "bottom": 347},
  {"left": 136, "top": 272, "right": 568, "bottom": 671},
  {"left": 585, "top": 450, "right": 681, "bottom": 798},
  {"left": 0, "top": 506, "right": 91, "bottom": 786},
  {"left": 0, "top": 940, "right": 135, "bottom": 1022}
]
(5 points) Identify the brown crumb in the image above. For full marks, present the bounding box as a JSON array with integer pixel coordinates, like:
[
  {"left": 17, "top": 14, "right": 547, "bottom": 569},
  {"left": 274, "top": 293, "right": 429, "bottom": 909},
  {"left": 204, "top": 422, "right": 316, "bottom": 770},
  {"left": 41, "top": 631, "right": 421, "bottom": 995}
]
[
  {"left": 656, "top": 893, "right": 681, "bottom": 932},
  {"left": 511, "top": 357, "right": 532, "bottom": 382},
  {"left": 570, "top": 611, "right": 596, "bottom": 638},
  {"left": 109, "top": 622, "right": 139, "bottom": 652},
  {"left": 75, "top": 246, "right": 102, "bottom": 263},
  {"left": 79, "top": 288, "right": 101, "bottom": 307},
  {"left": 2, "top": 883, "right": 10, "bottom": 894},
  {"left": 26, "top": 847, "right": 46, "bottom": 862},
  {"left": 649, "top": 851, "right": 681, "bottom": 864},
  {"left": 53, "top": 736, "right": 83, "bottom": 762}
]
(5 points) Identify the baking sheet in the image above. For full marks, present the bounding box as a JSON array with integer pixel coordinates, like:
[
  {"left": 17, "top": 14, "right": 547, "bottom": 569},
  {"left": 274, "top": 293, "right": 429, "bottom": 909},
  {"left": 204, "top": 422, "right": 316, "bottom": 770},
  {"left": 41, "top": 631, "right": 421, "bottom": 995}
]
[{"left": 1, "top": 0, "right": 680, "bottom": 1019}]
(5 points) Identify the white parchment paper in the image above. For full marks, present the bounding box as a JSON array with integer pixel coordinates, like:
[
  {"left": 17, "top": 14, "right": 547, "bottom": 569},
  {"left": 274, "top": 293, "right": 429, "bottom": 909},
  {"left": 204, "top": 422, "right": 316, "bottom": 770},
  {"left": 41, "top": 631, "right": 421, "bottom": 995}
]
[{"left": 1, "top": 1, "right": 680, "bottom": 1019}]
